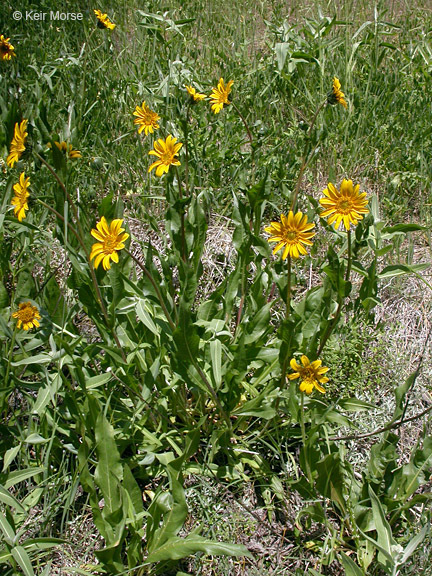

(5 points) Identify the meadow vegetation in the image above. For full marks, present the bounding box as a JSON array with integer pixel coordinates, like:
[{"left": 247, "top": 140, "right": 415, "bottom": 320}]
[{"left": 0, "top": 0, "right": 431, "bottom": 574}]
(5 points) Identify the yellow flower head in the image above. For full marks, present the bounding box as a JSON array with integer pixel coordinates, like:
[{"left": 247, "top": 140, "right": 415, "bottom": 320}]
[
  {"left": 288, "top": 355, "right": 329, "bottom": 395},
  {"left": 49, "top": 141, "right": 82, "bottom": 159},
  {"left": 12, "top": 302, "right": 41, "bottom": 331},
  {"left": 133, "top": 102, "right": 160, "bottom": 136},
  {"left": 0, "top": 35, "right": 15, "bottom": 61},
  {"left": 7, "top": 119, "right": 28, "bottom": 168},
  {"left": 90, "top": 217, "right": 129, "bottom": 270},
  {"left": 328, "top": 77, "right": 347, "bottom": 109},
  {"left": 319, "top": 179, "right": 369, "bottom": 231},
  {"left": 11, "top": 172, "right": 30, "bottom": 222},
  {"left": 209, "top": 78, "right": 233, "bottom": 113},
  {"left": 185, "top": 85, "right": 206, "bottom": 102},
  {"left": 265, "top": 211, "right": 315, "bottom": 259},
  {"left": 148, "top": 135, "right": 182, "bottom": 177},
  {"left": 94, "top": 9, "right": 116, "bottom": 30}
]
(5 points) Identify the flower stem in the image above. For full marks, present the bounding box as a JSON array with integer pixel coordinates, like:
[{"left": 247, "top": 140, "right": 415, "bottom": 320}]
[
  {"left": 4, "top": 325, "right": 17, "bottom": 387},
  {"left": 300, "top": 391, "right": 313, "bottom": 485},
  {"left": 317, "top": 229, "right": 352, "bottom": 356},
  {"left": 285, "top": 254, "right": 292, "bottom": 320},
  {"left": 290, "top": 100, "right": 326, "bottom": 212},
  {"left": 232, "top": 102, "right": 253, "bottom": 145},
  {"left": 126, "top": 249, "right": 175, "bottom": 330},
  {"left": 174, "top": 167, "right": 187, "bottom": 263},
  {"left": 35, "top": 174, "right": 127, "bottom": 361},
  {"left": 277, "top": 255, "right": 293, "bottom": 406}
]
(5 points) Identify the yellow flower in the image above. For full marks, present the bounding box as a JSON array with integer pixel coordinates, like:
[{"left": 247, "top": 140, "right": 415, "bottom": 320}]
[
  {"left": 209, "top": 78, "right": 233, "bottom": 113},
  {"left": 12, "top": 302, "right": 41, "bottom": 331},
  {"left": 148, "top": 135, "right": 182, "bottom": 177},
  {"left": 185, "top": 85, "right": 206, "bottom": 102},
  {"left": 48, "top": 141, "right": 82, "bottom": 159},
  {"left": 319, "top": 179, "right": 369, "bottom": 231},
  {"left": 7, "top": 119, "right": 28, "bottom": 168},
  {"left": 90, "top": 217, "right": 129, "bottom": 270},
  {"left": 265, "top": 211, "right": 315, "bottom": 259},
  {"left": 133, "top": 102, "right": 160, "bottom": 136},
  {"left": 0, "top": 35, "right": 15, "bottom": 61},
  {"left": 94, "top": 9, "right": 116, "bottom": 30},
  {"left": 11, "top": 172, "right": 30, "bottom": 222},
  {"left": 288, "top": 355, "right": 329, "bottom": 395},
  {"left": 328, "top": 77, "right": 347, "bottom": 109}
]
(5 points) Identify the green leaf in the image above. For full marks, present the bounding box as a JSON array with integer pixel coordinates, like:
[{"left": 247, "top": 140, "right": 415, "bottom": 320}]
[
  {"left": 210, "top": 339, "right": 222, "bottom": 388},
  {"left": 381, "top": 223, "right": 425, "bottom": 234},
  {"left": 339, "top": 552, "right": 366, "bottom": 576},
  {"left": 378, "top": 263, "right": 429, "bottom": 279},
  {"left": 338, "top": 398, "right": 378, "bottom": 412},
  {"left": 398, "top": 523, "right": 429, "bottom": 565},
  {"left": 24, "top": 433, "right": 48, "bottom": 445},
  {"left": 11, "top": 545, "right": 36, "bottom": 576},
  {"left": 136, "top": 299, "right": 159, "bottom": 335},
  {"left": 0, "top": 510, "right": 16, "bottom": 543},
  {"left": 86, "top": 373, "right": 112, "bottom": 390},
  {"left": 94, "top": 413, "right": 123, "bottom": 516},
  {"left": 368, "top": 485, "right": 397, "bottom": 568},
  {"left": 3, "top": 467, "right": 44, "bottom": 489},
  {"left": 145, "top": 534, "right": 252, "bottom": 563},
  {"left": 2, "top": 445, "right": 21, "bottom": 472},
  {"left": 32, "top": 374, "right": 61, "bottom": 415},
  {"left": 123, "top": 465, "right": 143, "bottom": 515},
  {"left": 0, "top": 485, "right": 26, "bottom": 513},
  {"left": 12, "top": 354, "right": 52, "bottom": 366}
]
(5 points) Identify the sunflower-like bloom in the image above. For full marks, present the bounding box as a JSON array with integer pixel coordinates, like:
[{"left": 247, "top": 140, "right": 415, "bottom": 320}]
[
  {"left": 185, "top": 85, "right": 206, "bottom": 102},
  {"left": 133, "top": 102, "right": 160, "bottom": 136},
  {"left": 209, "top": 78, "right": 233, "bottom": 113},
  {"left": 90, "top": 217, "right": 129, "bottom": 270},
  {"left": 11, "top": 172, "right": 30, "bottom": 222},
  {"left": 328, "top": 77, "right": 347, "bottom": 109},
  {"left": 12, "top": 302, "right": 41, "bottom": 331},
  {"left": 7, "top": 119, "right": 28, "bottom": 168},
  {"left": 0, "top": 35, "right": 15, "bottom": 61},
  {"left": 94, "top": 9, "right": 116, "bottom": 30},
  {"left": 49, "top": 141, "right": 82, "bottom": 159},
  {"left": 265, "top": 211, "right": 315, "bottom": 259},
  {"left": 148, "top": 135, "right": 182, "bottom": 177},
  {"left": 319, "top": 179, "right": 369, "bottom": 231},
  {"left": 288, "top": 355, "right": 329, "bottom": 395}
]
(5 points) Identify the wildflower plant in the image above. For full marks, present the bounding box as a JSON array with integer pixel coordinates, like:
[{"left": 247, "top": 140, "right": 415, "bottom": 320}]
[{"left": 1, "top": 8, "right": 431, "bottom": 576}]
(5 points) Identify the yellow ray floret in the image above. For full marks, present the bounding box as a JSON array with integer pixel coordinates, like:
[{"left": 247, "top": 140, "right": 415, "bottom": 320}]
[
  {"left": 133, "top": 101, "right": 160, "bottom": 135},
  {"left": 148, "top": 135, "right": 182, "bottom": 177},
  {"left": 7, "top": 119, "right": 28, "bottom": 168},
  {"left": 94, "top": 9, "right": 116, "bottom": 30},
  {"left": 319, "top": 178, "right": 369, "bottom": 231},
  {"left": 0, "top": 35, "right": 16, "bottom": 61},
  {"left": 288, "top": 355, "right": 329, "bottom": 395},
  {"left": 209, "top": 78, "right": 233, "bottom": 113},
  {"left": 48, "top": 141, "right": 82, "bottom": 159},
  {"left": 11, "top": 172, "right": 30, "bottom": 222},
  {"left": 185, "top": 85, "right": 206, "bottom": 102},
  {"left": 265, "top": 210, "right": 315, "bottom": 259},
  {"left": 12, "top": 302, "right": 41, "bottom": 330},
  {"left": 328, "top": 77, "right": 348, "bottom": 109},
  {"left": 90, "top": 216, "right": 129, "bottom": 270}
]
